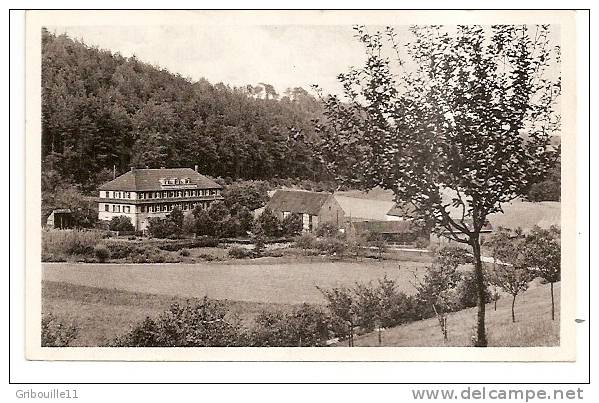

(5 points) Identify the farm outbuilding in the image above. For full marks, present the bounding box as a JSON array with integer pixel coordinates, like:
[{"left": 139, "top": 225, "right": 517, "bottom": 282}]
[
  {"left": 349, "top": 220, "right": 427, "bottom": 245},
  {"left": 266, "top": 190, "right": 345, "bottom": 232},
  {"left": 46, "top": 209, "right": 73, "bottom": 229}
]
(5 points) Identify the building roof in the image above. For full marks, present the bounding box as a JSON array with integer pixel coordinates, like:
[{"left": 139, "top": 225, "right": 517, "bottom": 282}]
[
  {"left": 334, "top": 195, "right": 395, "bottom": 221},
  {"left": 49, "top": 208, "right": 72, "bottom": 214},
  {"left": 267, "top": 190, "right": 332, "bottom": 216},
  {"left": 98, "top": 168, "right": 222, "bottom": 192},
  {"left": 386, "top": 203, "right": 417, "bottom": 218},
  {"left": 352, "top": 220, "right": 417, "bottom": 234}
]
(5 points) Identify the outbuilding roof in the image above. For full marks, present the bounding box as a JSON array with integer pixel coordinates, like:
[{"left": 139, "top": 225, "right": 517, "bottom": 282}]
[
  {"left": 267, "top": 190, "right": 332, "bottom": 216},
  {"left": 98, "top": 168, "right": 222, "bottom": 192}
]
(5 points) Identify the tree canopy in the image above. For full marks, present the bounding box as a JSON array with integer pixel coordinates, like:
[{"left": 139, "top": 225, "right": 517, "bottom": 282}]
[
  {"left": 41, "top": 29, "right": 326, "bottom": 193},
  {"left": 315, "top": 25, "right": 561, "bottom": 346}
]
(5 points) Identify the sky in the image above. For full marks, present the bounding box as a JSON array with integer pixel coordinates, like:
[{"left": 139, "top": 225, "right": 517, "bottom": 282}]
[{"left": 49, "top": 25, "right": 382, "bottom": 96}]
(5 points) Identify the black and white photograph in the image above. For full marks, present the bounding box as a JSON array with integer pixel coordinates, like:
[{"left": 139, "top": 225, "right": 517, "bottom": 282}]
[{"left": 22, "top": 10, "right": 580, "bottom": 362}]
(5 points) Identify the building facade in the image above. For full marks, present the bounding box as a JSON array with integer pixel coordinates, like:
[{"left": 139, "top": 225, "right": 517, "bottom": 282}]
[
  {"left": 97, "top": 167, "right": 223, "bottom": 230},
  {"left": 267, "top": 190, "right": 345, "bottom": 232}
]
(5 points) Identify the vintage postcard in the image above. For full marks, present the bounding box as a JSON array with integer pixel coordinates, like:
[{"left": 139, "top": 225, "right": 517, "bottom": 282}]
[{"left": 24, "top": 10, "right": 579, "bottom": 361}]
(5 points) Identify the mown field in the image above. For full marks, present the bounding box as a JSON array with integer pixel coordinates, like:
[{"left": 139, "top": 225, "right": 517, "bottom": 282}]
[
  {"left": 340, "top": 280, "right": 560, "bottom": 347},
  {"left": 42, "top": 257, "right": 430, "bottom": 346},
  {"left": 42, "top": 258, "right": 429, "bottom": 305}
]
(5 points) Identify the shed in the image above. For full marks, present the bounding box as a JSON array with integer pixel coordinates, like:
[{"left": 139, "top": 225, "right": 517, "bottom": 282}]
[{"left": 46, "top": 209, "right": 73, "bottom": 229}]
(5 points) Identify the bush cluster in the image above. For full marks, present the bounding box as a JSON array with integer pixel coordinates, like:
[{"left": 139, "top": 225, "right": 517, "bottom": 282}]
[
  {"left": 250, "top": 304, "right": 331, "bottom": 347},
  {"left": 110, "top": 298, "right": 247, "bottom": 347},
  {"left": 41, "top": 313, "right": 79, "bottom": 347},
  {"left": 151, "top": 237, "right": 219, "bottom": 251},
  {"left": 99, "top": 240, "right": 178, "bottom": 263},
  {"left": 108, "top": 215, "right": 135, "bottom": 233},
  {"left": 228, "top": 246, "right": 255, "bottom": 259},
  {"left": 42, "top": 229, "right": 103, "bottom": 261}
]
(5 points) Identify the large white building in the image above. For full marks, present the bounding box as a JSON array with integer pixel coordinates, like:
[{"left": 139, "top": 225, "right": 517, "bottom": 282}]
[{"left": 97, "top": 166, "right": 223, "bottom": 230}]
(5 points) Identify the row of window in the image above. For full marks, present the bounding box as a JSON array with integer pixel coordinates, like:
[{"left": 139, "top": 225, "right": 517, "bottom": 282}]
[
  {"left": 103, "top": 189, "right": 220, "bottom": 199},
  {"left": 102, "top": 202, "right": 209, "bottom": 214},
  {"left": 160, "top": 177, "right": 192, "bottom": 185},
  {"left": 104, "top": 191, "right": 132, "bottom": 199},
  {"left": 138, "top": 189, "right": 219, "bottom": 199},
  {"left": 142, "top": 202, "right": 208, "bottom": 213},
  {"left": 104, "top": 204, "right": 131, "bottom": 213}
]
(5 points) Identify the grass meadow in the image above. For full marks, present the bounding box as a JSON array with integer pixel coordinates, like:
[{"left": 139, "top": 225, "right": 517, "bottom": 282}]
[
  {"left": 340, "top": 281, "right": 560, "bottom": 347},
  {"left": 42, "top": 259, "right": 559, "bottom": 347}
]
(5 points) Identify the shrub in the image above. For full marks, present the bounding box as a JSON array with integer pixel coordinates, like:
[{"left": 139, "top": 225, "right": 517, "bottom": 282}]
[
  {"left": 153, "top": 237, "right": 219, "bottom": 251},
  {"left": 179, "top": 248, "right": 190, "bottom": 257},
  {"left": 110, "top": 297, "right": 246, "bottom": 347},
  {"left": 317, "top": 237, "right": 348, "bottom": 256},
  {"left": 455, "top": 271, "right": 493, "bottom": 309},
  {"left": 41, "top": 229, "right": 103, "bottom": 259},
  {"left": 41, "top": 313, "right": 78, "bottom": 347},
  {"left": 228, "top": 246, "right": 253, "bottom": 259},
  {"left": 182, "top": 214, "right": 196, "bottom": 236},
  {"left": 100, "top": 240, "right": 174, "bottom": 263},
  {"left": 281, "top": 213, "right": 303, "bottom": 237},
  {"left": 250, "top": 304, "right": 331, "bottom": 347},
  {"left": 252, "top": 233, "right": 266, "bottom": 257},
  {"left": 192, "top": 208, "right": 215, "bottom": 237},
  {"left": 93, "top": 244, "right": 110, "bottom": 262},
  {"left": 147, "top": 217, "right": 179, "bottom": 239},
  {"left": 108, "top": 215, "right": 135, "bottom": 232},
  {"left": 254, "top": 207, "right": 281, "bottom": 238},
  {"left": 294, "top": 233, "right": 317, "bottom": 250},
  {"left": 315, "top": 222, "right": 339, "bottom": 238}
]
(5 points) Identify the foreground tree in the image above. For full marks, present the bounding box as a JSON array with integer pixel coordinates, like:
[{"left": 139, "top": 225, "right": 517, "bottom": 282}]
[
  {"left": 523, "top": 225, "right": 561, "bottom": 320},
  {"left": 486, "top": 228, "right": 532, "bottom": 323},
  {"left": 315, "top": 25, "right": 560, "bottom": 346}
]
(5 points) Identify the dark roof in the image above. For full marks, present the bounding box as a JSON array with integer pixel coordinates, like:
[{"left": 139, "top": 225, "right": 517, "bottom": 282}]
[
  {"left": 267, "top": 190, "right": 332, "bottom": 216},
  {"left": 352, "top": 220, "right": 416, "bottom": 234},
  {"left": 98, "top": 168, "right": 222, "bottom": 191},
  {"left": 50, "top": 208, "right": 72, "bottom": 214}
]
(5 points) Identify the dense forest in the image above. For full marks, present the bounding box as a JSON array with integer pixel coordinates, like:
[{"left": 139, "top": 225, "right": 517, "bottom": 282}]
[
  {"left": 40, "top": 28, "right": 559, "bottom": 225},
  {"left": 41, "top": 29, "right": 326, "bottom": 194}
]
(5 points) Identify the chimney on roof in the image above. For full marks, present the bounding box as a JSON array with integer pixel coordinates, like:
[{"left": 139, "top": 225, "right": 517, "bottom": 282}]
[{"left": 194, "top": 165, "right": 199, "bottom": 172}]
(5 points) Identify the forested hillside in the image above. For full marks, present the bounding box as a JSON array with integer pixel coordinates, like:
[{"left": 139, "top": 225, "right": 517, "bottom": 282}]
[{"left": 41, "top": 29, "right": 326, "bottom": 193}]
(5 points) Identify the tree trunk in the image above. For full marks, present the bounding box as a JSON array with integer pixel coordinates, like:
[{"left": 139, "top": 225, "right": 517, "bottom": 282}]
[
  {"left": 511, "top": 294, "right": 516, "bottom": 323},
  {"left": 471, "top": 237, "right": 488, "bottom": 347},
  {"left": 550, "top": 282, "right": 555, "bottom": 321}
]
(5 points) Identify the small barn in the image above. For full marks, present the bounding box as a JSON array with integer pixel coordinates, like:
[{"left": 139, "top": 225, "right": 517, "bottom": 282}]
[
  {"left": 46, "top": 209, "right": 73, "bottom": 229},
  {"left": 349, "top": 220, "right": 427, "bottom": 245},
  {"left": 267, "top": 190, "right": 345, "bottom": 232}
]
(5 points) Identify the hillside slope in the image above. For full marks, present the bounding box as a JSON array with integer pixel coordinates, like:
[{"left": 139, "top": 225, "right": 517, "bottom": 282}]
[{"left": 340, "top": 281, "right": 560, "bottom": 347}]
